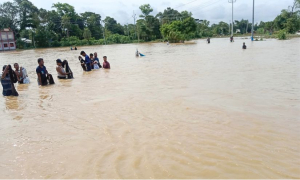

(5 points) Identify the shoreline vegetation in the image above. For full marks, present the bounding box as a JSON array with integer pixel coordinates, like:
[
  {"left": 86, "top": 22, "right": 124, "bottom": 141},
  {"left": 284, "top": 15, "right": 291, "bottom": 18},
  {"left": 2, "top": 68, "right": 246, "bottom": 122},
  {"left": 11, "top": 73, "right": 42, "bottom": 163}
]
[
  {"left": 1, "top": 0, "right": 300, "bottom": 50},
  {"left": 2, "top": 34, "right": 300, "bottom": 52}
]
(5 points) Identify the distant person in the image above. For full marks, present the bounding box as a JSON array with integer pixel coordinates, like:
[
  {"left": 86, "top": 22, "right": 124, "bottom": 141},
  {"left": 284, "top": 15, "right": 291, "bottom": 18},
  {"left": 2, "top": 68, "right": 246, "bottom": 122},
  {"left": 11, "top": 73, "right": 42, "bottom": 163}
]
[
  {"left": 242, "top": 42, "right": 247, "bottom": 49},
  {"left": 80, "top": 51, "right": 91, "bottom": 71},
  {"left": 136, "top": 49, "right": 139, "bottom": 57},
  {"left": 230, "top": 36, "right": 234, "bottom": 42},
  {"left": 207, "top": 37, "right": 210, "bottom": 44},
  {"left": 94, "top": 52, "right": 102, "bottom": 68},
  {"left": 78, "top": 56, "right": 87, "bottom": 71},
  {"left": 167, "top": 41, "right": 169, "bottom": 45},
  {"left": 75, "top": 47, "right": 77, "bottom": 50},
  {"left": 1, "top": 65, "right": 18, "bottom": 96},
  {"left": 36, "top": 58, "right": 55, "bottom": 86},
  {"left": 56, "top": 59, "right": 73, "bottom": 79},
  {"left": 71, "top": 47, "right": 73, "bottom": 50},
  {"left": 14, "top": 63, "right": 30, "bottom": 84},
  {"left": 103, "top": 56, "right": 110, "bottom": 69}
]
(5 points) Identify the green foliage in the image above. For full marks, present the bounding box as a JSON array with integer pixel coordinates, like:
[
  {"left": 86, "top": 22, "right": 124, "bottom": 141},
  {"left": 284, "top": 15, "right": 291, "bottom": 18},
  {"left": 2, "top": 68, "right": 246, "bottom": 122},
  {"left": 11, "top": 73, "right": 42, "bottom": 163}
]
[
  {"left": 160, "top": 17, "right": 197, "bottom": 43},
  {"left": 83, "top": 28, "right": 92, "bottom": 40},
  {"left": 257, "top": 28, "right": 265, "bottom": 34},
  {"left": 1, "top": 0, "right": 299, "bottom": 49},
  {"left": 277, "top": 30, "right": 287, "bottom": 40},
  {"left": 139, "top": 4, "right": 153, "bottom": 18}
]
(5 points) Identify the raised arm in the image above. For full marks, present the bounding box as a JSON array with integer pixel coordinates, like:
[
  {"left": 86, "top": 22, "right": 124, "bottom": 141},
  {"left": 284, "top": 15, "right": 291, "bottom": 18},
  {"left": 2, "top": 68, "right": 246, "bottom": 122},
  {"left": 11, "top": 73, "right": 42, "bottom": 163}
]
[{"left": 1, "top": 66, "right": 9, "bottom": 79}]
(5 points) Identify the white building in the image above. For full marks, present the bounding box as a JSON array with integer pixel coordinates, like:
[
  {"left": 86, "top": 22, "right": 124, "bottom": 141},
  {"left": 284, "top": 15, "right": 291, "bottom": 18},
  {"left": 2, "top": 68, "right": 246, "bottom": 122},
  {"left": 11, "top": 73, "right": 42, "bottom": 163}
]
[{"left": 0, "top": 28, "right": 16, "bottom": 51}]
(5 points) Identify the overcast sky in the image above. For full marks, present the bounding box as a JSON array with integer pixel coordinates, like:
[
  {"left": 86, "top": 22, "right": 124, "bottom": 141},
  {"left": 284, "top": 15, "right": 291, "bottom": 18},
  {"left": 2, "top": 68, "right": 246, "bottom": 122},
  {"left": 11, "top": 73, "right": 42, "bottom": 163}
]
[{"left": 1, "top": 0, "right": 295, "bottom": 25}]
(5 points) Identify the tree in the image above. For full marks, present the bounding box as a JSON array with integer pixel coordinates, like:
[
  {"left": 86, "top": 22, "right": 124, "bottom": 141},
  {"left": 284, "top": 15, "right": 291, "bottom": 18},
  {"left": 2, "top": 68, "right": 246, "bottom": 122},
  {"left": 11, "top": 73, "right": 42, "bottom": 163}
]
[
  {"left": 14, "top": 0, "right": 39, "bottom": 30},
  {"left": 139, "top": 4, "right": 153, "bottom": 18},
  {"left": 104, "top": 16, "right": 124, "bottom": 35},
  {"left": 156, "top": 7, "right": 181, "bottom": 24},
  {"left": 83, "top": 28, "right": 91, "bottom": 40},
  {"left": 0, "top": 2, "right": 19, "bottom": 33},
  {"left": 52, "top": 2, "right": 76, "bottom": 19},
  {"left": 81, "top": 12, "right": 102, "bottom": 39},
  {"left": 61, "top": 15, "right": 71, "bottom": 38},
  {"left": 160, "top": 17, "right": 197, "bottom": 42}
]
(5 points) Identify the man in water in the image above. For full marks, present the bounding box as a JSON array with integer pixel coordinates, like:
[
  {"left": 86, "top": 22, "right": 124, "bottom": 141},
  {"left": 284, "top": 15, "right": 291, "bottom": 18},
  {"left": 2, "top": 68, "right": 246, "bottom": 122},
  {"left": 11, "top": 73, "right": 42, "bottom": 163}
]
[
  {"left": 103, "top": 56, "right": 110, "bottom": 69},
  {"left": 80, "top": 51, "right": 91, "bottom": 71},
  {"left": 207, "top": 37, "right": 210, "bottom": 44},
  {"left": 14, "top": 63, "right": 30, "bottom": 84},
  {"left": 94, "top": 52, "right": 102, "bottom": 68},
  {"left": 56, "top": 59, "right": 71, "bottom": 79},
  {"left": 1, "top": 65, "right": 18, "bottom": 96},
  {"left": 242, "top": 42, "right": 247, "bottom": 49},
  {"left": 230, "top": 36, "right": 234, "bottom": 42},
  {"left": 36, "top": 58, "right": 55, "bottom": 86}
]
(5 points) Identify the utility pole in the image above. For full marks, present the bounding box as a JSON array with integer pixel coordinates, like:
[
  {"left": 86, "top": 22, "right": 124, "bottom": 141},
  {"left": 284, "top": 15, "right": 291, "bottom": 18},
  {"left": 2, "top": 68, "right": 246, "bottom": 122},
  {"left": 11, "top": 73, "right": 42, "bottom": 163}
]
[
  {"left": 132, "top": 11, "right": 137, "bottom": 40},
  {"left": 229, "top": 20, "right": 231, "bottom": 35},
  {"left": 251, "top": 0, "right": 255, "bottom": 41},
  {"left": 228, "top": 0, "right": 236, "bottom": 37}
]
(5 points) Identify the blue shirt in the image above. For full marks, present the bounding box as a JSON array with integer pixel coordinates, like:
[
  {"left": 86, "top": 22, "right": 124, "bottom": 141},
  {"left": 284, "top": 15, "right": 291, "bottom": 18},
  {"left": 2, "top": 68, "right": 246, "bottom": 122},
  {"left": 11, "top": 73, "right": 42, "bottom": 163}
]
[
  {"left": 85, "top": 55, "right": 91, "bottom": 64},
  {"left": 36, "top": 66, "right": 47, "bottom": 79}
]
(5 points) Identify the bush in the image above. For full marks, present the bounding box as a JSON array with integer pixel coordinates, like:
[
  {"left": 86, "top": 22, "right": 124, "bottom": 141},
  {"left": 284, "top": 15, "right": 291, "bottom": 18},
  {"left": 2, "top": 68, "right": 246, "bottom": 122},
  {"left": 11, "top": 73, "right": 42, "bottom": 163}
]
[{"left": 277, "top": 30, "right": 287, "bottom": 40}]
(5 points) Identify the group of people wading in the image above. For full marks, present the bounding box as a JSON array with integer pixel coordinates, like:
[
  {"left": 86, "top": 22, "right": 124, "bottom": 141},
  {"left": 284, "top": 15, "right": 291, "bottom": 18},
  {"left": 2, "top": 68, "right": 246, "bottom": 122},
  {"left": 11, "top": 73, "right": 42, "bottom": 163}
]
[{"left": 1, "top": 51, "right": 111, "bottom": 97}]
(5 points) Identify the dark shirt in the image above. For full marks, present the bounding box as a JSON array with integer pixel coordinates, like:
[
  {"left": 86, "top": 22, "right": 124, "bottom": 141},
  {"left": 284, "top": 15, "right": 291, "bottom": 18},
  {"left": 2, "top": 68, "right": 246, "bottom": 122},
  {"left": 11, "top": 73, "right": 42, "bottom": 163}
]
[
  {"left": 85, "top": 55, "right": 91, "bottom": 64},
  {"left": 36, "top": 66, "right": 47, "bottom": 79},
  {"left": 36, "top": 65, "right": 48, "bottom": 85},
  {"left": 103, "top": 61, "right": 110, "bottom": 69},
  {"left": 243, "top": 45, "right": 247, "bottom": 49}
]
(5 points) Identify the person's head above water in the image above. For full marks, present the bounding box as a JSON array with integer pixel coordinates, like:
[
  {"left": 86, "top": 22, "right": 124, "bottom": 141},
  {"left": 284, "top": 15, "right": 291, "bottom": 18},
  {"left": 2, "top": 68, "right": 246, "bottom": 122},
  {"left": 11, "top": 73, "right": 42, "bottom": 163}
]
[
  {"left": 243, "top": 42, "right": 246, "bottom": 45},
  {"left": 14, "top": 63, "right": 19, "bottom": 70},
  {"left": 94, "top": 52, "right": 98, "bottom": 57},
  {"left": 90, "top": 53, "right": 94, "bottom": 57},
  {"left": 56, "top": 59, "right": 63, "bottom": 66},
  {"left": 103, "top": 56, "right": 107, "bottom": 62},
  {"left": 38, "top": 58, "right": 44, "bottom": 66},
  {"left": 80, "top": 51, "right": 86, "bottom": 56}
]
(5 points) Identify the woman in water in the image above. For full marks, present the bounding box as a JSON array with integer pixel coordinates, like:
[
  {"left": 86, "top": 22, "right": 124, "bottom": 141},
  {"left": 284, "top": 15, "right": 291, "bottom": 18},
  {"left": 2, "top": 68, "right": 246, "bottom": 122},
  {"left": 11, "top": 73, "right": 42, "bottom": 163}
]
[{"left": 1, "top": 65, "right": 19, "bottom": 96}]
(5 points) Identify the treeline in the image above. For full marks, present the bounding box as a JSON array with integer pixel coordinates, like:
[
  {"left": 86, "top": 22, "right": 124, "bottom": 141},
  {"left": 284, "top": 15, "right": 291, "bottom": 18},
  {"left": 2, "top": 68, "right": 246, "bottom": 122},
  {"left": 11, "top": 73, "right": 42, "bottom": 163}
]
[{"left": 0, "top": 0, "right": 300, "bottom": 48}]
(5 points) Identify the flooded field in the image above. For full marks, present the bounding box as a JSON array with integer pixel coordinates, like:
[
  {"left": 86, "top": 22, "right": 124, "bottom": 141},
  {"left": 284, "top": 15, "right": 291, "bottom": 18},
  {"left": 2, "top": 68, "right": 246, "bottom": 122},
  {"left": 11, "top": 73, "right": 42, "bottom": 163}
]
[{"left": 0, "top": 38, "right": 299, "bottom": 179}]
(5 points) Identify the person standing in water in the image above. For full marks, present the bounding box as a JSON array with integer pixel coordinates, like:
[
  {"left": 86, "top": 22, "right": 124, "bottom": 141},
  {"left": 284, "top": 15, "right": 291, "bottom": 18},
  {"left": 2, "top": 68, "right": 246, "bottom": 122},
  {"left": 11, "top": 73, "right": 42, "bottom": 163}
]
[
  {"left": 36, "top": 58, "right": 55, "bottom": 86},
  {"left": 1, "top": 65, "right": 18, "bottom": 96},
  {"left": 56, "top": 59, "right": 72, "bottom": 79},
  {"left": 94, "top": 52, "right": 102, "bottom": 68},
  {"left": 103, "top": 56, "right": 110, "bottom": 69},
  {"left": 14, "top": 63, "right": 30, "bottom": 84},
  {"left": 230, "top": 36, "right": 234, "bottom": 42},
  {"left": 207, "top": 37, "right": 210, "bottom": 44},
  {"left": 80, "top": 51, "right": 91, "bottom": 71},
  {"left": 242, "top": 42, "right": 247, "bottom": 49}
]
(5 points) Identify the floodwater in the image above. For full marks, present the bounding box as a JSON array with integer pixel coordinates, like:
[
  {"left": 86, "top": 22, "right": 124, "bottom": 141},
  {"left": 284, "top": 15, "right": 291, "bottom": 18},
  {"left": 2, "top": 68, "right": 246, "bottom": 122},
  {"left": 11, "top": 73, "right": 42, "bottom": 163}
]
[{"left": 0, "top": 38, "right": 299, "bottom": 179}]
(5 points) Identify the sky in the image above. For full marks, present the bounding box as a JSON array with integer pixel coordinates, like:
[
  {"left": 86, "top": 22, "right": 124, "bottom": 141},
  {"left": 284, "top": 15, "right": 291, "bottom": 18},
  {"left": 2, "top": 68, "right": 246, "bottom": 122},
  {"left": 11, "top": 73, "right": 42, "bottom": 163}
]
[{"left": 0, "top": 0, "right": 295, "bottom": 25}]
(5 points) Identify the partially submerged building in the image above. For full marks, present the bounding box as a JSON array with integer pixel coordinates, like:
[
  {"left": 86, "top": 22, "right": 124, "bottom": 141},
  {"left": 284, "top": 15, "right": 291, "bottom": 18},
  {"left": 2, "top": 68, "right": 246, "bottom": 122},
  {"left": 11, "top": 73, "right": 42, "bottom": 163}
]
[{"left": 0, "top": 28, "right": 16, "bottom": 51}]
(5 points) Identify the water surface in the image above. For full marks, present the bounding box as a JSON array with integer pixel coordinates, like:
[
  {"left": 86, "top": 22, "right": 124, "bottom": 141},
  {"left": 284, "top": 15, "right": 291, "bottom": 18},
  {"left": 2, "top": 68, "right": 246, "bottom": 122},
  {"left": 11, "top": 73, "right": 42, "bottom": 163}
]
[{"left": 0, "top": 38, "right": 299, "bottom": 179}]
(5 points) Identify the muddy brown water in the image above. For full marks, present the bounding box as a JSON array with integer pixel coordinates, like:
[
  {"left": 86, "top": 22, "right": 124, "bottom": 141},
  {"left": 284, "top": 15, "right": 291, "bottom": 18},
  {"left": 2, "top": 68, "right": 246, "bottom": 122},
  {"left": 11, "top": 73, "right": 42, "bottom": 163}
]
[{"left": 0, "top": 38, "right": 299, "bottom": 179}]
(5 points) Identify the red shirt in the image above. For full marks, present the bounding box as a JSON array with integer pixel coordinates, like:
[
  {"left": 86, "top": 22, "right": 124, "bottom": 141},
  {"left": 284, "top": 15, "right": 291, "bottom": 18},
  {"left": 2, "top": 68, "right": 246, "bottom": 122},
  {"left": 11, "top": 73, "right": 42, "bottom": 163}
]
[{"left": 103, "top": 61, "right": 110, "bottom": 69}]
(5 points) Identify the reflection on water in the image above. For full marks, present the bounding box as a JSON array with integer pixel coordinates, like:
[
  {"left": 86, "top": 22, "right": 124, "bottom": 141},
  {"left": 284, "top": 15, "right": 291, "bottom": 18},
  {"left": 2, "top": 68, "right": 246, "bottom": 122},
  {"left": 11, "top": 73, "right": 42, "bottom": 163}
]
[{"left": 0, "top": 38, "right": 300, "bottom": 179}]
